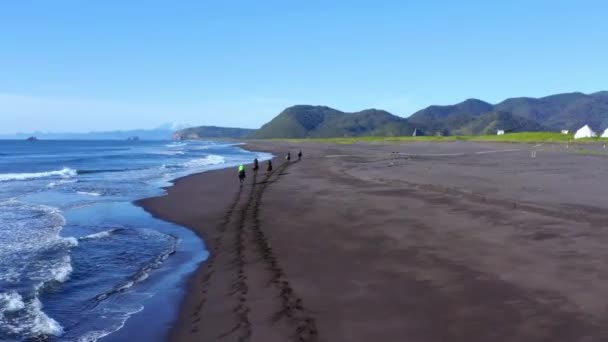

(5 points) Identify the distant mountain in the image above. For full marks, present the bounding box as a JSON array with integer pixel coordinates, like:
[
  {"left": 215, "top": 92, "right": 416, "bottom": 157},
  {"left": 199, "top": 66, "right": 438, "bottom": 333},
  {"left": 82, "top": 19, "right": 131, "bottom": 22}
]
[
  {"left": 4, "top": 91, "right": 608, "bottom": 140},
  {"left": 171, "top": 91, "right": 608, "bottom": 139},
  {"left": 405, "top": 91, "right": 608, "bottom": 135},
  {"left": 451, "top": 111, "right": 549, "bottom": 135},
  {"left": 494, "top": 92, "right": 608, "bottom": 131},
  {"left": 0, "top": 122, "right": 191, "bottom": 140},
  {"left": 253, "top": 105, "right": 415, "bottom": 138},
  {"left": 408, "top": 99, "right": 494, "bottom": 134},
  {"left": 172, "top": 126, "right": 255, "bottom": 140},
  {"left": 156, "top": 122, "right": 192, "bottom": 131}
]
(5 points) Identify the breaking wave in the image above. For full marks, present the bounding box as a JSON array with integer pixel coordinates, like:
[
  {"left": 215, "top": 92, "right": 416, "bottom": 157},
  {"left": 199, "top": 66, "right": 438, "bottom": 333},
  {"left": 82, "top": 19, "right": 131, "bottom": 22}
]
[
  {"left": 0, "top": 200, "right": 75, "bottom": 339},
  {"left": 0, "top": 292, "right": 64, "bottom": 338},
  {"left": 77, "top": 191, "right": 102, "bottom": 197},
  {"left": 181, "top": 155, "right": 225, "bottom": 168},
  {"left": 80, "top": 228, "right": 122, "bottom": 241},
  {"left": 164, "top": 142, "right": 187, "bottom": 148},
  {"left": 0, "top": 167, "right": 77, "bottom": 182}
]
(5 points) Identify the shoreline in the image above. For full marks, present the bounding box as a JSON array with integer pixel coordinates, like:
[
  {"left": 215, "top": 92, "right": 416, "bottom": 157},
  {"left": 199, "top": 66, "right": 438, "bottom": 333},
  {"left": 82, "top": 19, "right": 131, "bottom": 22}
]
[
  {"left": 139, "top": 140, "right": 608, "bottom": 341},
  {"left": 136, "top": 142, "right": 282, "bottom": 341}
]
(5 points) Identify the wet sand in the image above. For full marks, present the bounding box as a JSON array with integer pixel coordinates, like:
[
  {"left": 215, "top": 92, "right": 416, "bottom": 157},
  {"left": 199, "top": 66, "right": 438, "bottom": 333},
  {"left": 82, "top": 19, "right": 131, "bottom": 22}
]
[{"left": 139, "top": 141, "right": 608, "bottom": 342}]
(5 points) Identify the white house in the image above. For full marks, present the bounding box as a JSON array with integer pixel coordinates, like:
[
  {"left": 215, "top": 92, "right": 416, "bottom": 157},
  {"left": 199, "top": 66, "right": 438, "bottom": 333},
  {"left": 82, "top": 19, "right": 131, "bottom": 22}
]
[
  {"left": 497, "top": 130, "right": 505, "bottom": 135},
  {"left": 601, "top": 128, "right": 608, "bottom": 138},
  {"left": 574, "top": 125, "right": 596, "bottom": 139},
  {"left": 561, "top": 130, "right": 569, "bottom": 134}
]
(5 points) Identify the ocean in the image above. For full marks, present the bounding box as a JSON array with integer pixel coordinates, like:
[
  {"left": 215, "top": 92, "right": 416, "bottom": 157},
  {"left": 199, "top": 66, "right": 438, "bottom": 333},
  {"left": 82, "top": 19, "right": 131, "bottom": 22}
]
[{"left": 0, "top": 140, "right": 270, "bottom": 341}]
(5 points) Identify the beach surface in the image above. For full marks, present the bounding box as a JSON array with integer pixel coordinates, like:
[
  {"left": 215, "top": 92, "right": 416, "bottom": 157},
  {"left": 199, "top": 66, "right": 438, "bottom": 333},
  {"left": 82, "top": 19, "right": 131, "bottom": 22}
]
[{"left": 139, "top": 141, "right": 608, "bottom": 342}]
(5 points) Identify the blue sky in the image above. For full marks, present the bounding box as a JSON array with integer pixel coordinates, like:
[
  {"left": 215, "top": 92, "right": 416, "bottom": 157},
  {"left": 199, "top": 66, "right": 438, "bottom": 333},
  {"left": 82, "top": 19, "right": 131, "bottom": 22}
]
[{"left": 1, "top": 1, "right": 607, "bottom": 133}]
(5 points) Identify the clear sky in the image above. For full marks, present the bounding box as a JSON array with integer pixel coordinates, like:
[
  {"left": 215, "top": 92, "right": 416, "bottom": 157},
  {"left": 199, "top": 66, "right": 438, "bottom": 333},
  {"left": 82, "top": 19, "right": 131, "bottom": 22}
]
[{"left": 1, "top": 0, "right": 607, "bottom": 134}]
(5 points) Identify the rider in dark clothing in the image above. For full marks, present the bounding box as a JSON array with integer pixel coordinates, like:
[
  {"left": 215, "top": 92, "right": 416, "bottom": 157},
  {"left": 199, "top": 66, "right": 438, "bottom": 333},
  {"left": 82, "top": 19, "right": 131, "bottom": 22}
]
[
  {"left": 286, "top": 152, "right": 291, "bottom": 162},
  {"left": 267, "top": 160, "right": 273, "bottom": 172},
  {"left": 253, "top": 158, "right": 259, "bottom": 174},
  {"left": 238, "top": 164, "right": 246, "bottom": 184},
  {"left": 297, "top": 149, "right": 302, "bottom": 160}
]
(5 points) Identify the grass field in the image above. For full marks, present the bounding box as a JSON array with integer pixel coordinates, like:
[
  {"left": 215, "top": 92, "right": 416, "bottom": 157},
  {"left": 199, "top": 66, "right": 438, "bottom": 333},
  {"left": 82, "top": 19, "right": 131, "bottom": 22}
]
[{"left": 277, "top": 132, "right": 608, "bottom": 144}]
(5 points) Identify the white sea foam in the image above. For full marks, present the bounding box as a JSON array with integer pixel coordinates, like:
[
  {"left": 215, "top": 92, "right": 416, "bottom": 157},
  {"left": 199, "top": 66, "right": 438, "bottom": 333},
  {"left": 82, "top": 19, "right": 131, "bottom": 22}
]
[
  {"left": 164, "top": 142, "right": 187, "bottom": 148},
  {"left": 49, "top": 256, "right": 73, "bottom": 283},
  {"left": 0, "top": 167, "right": 77, "bottom": 182},
  {"left": 80, "top": 229, "right": 117, "bottom": 240},
  {"left": 0, "top": 292, "right": 64, "bottom": 338},
  {"left": 28, "top": 298, "right": 64, "bottom": 336},
  {"left": 62, "top": 236, "right": 79, "bottom": 248},
  {"left": 75, "top": 305, "right": 144, "bottom": 342},
  {"left": 156, "top": 150, "right": 185, "bottom": 156},
  {"left": 47, "top": 179, "right": 77, "bottom": 188},
  {"left": 117, "top": 281, "right": 134, "bottom": 292},
  {"left": 135, "top": 273, "right": 149, "bottom": 282},
  {"left": 77, "top": 191, "right": 102, "bottom": 197},
  {"left": 181, "top": 155, "right": 225, "bottom": 168},
  {"left": 0, "top": 200, "right": 74, "bottom": 338},
  {"left": 0, "top": 200, "right": 67, "bottom": 256},
  {"left": 0, "top": 291, "right": 26, "bottom": 312},
  {"left": 77, "top": 330, "right": 113, "bottom": 342},
  {"left": 193, "top": 143, "right": 233, "bottom": 150}
]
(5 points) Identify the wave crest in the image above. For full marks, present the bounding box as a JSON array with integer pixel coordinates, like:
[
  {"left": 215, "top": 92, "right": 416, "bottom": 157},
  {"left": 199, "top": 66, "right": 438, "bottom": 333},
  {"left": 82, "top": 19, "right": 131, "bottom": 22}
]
[
  {"left": 0, "top": 167, "right": 77, "bottom": 182},
  {"left": 77, "top": 191, "right": 102, "bottom": 197},
  {"left": 0, "top": 291, "right": 64, "bottom": 338},
  {"left": 181, "top": 155, "right": 225, "bottom": 168},
  {"left": 80, "top": 228, "right": 121, "bottom": 241}
]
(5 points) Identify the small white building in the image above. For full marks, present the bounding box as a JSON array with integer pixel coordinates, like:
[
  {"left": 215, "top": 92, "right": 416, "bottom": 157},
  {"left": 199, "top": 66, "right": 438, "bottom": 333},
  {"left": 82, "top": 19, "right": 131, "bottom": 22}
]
[
  {"left": 561, "top": 130, "right": 569, "bottom": 134},
  {"left": 497, "top": 130, "right": 505, "bottom": 135},
  {"left": 601, "top": 128, "right": 608, "bottom": 138},
  {"left": 574, "top": 125, "right": 596, "bottom": 139}
]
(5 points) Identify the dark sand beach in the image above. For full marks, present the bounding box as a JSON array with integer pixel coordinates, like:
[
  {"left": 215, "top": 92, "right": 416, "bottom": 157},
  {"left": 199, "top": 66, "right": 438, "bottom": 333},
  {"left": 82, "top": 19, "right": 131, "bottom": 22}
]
[{"left": 139, "top": 141, "right": 608, "bottom": 342}]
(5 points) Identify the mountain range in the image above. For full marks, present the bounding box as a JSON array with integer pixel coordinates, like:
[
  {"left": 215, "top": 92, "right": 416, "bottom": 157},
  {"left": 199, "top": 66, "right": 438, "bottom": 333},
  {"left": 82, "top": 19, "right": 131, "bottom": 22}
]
[
  {"left": 0, "top": 122, "right": 190, "bottom": 140},
  {"left": 407, "top": 91, "right": 608, "bottom": 136},
  {"left": 227, "top": 91, "right": 606, "bottom": 138},
  {"left": 6, "top": 91, "right": 607, "bottom": 140}
]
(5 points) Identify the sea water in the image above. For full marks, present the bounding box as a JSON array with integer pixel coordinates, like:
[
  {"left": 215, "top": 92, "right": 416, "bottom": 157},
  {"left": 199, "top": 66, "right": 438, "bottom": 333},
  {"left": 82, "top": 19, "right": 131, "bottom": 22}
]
[{"left": 0, "top": 140, "right": 270, "bottom": 341}]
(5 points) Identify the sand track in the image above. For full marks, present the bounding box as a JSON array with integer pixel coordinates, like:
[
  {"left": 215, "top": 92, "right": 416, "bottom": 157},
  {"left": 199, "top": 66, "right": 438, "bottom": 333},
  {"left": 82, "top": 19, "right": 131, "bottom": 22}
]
[{"left": 185, "top": 160, "right": 318, "bottom": 342}]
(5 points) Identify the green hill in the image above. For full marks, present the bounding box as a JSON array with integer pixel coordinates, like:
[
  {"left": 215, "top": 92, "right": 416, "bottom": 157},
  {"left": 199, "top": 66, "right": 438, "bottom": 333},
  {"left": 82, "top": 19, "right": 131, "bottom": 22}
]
[
  {"left": 253, "top": 105, "right": 415, "bottom": 138},
  {"left": 172, "top": 126, "right": 255, "bottom": 140},
  {"left": 177, "top": 91, "right": 608, "bottom": 140},
  {"left": 406, "top": 91, "right": 608, "bottom": 135},
  {"left": 451, "top": 111, "right": 549, "bottom": 135},
  {"left": 408, "top": 99, "right": 494, "bottom": 134},
  {"left": 494, "top": 92, "right": 608, "bottom": 131}
]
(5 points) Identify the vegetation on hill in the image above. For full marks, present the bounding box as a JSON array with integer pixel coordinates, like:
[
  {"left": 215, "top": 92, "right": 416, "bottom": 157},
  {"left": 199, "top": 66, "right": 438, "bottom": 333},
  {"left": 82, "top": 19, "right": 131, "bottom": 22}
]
[
  {"left": 492, "top": 92, "right": 608, "bottom": 131},
  {"left": 172, "top": 126, "right": 255, "bottom": 140},
  {"left": 278, "top": 132, "right": 582, "bottom": 144},
  {"left": 405, "top": 92, "right": 608, "bottom": 136},
  {"left": 177, "top": 91, "right": 608, "bottom": 140},
  {"left": 451, "top": 111, "right": 549, "bottom": 135},
  {"left": 407, "top": 99, "right": 493, "bottom": 133},
  {"left": 253, "top": 105, "right": 416, "bottom": 138}
]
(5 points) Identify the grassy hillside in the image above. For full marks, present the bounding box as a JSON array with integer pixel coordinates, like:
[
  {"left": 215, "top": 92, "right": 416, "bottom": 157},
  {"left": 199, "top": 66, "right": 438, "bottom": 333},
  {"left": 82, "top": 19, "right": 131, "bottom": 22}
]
[
  {"left": 253, "top": 105, "right": 415, "bottom": 138},
  {"left": 406, "top": 91, "right": 608, "bottom": 135},
  {"left": 180, "top": 90, "right": 608, "bottom": 140},
  {"left": 408, "top": 99, "right": 493, "bottom": 134},
  {"left": 452, "top": 112, "right": 549, "bottom": 135},
  {"left": 494, "top": 92, "right": 608, "bottom": 131},
  {"left": 278, "top": 132, "right": 581, "bottom": 144}
]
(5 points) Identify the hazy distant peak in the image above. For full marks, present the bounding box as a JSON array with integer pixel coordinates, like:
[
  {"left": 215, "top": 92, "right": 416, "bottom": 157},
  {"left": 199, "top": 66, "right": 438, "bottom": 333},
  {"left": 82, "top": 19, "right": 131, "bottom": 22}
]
[
  {"left": 591, "top": 91, "right": 608, "bottom": 98},
  {"left": 155, "top": 122, "right": 191, "bottom": 131}
]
